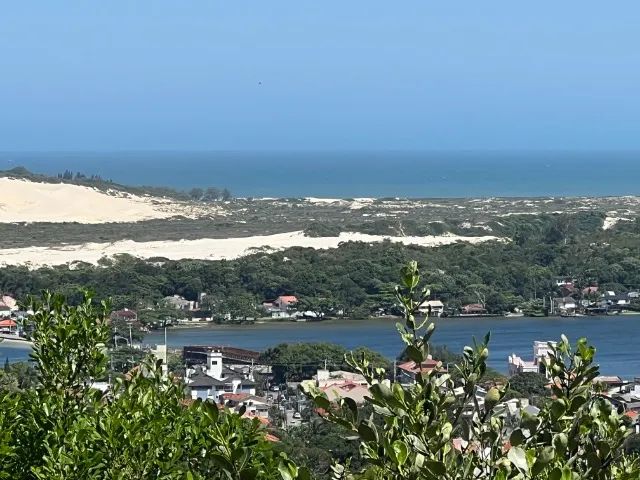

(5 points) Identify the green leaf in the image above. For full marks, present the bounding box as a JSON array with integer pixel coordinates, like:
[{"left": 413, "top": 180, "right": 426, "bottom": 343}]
[
  {"left": 425, "top": 460, "right": 446, "bottom": 475},
  {"left": 314, "top": 395, "right": 331, "bottom": 411},
  {"left": 509, "top": 429, "right": 525, "bottom": 447},
  {"left": 358, "top": 422, "right": 378, "bottom": 443},
  {"left": 507, "top": 446, "right": 528, "bottom": 473},
  {"left": 405, "top": 345, "right": 424, "bottom": 364},
  {"left": 391, "top": 440, "right": 409, "bottom": 466}
]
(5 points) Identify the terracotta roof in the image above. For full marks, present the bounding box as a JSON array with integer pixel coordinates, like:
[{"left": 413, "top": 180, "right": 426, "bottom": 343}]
[
  {"left": 277, "top": 296, "right": 298, "bottom": 303},
  {"left": 265, "top": 433, "right": 280, "bottom": 443},
  {"left": 397, "top": 359, "right": 440, "bottom": 374},
  {"left": 243, "top": 412, "right": 270, "bottom": 425},
  {"left": 221, "top": 393, "right": 250, "bottom": 402},
  {"left": 0, "top": 319, "right": 17, "bottom": 327}
]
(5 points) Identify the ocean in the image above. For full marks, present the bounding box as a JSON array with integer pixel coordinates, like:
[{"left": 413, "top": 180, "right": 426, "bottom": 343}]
[{"left": 0, "top": 151, "right": 638, "bottom": 198}]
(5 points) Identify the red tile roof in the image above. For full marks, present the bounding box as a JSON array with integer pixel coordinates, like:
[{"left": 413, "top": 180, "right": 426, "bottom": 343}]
[
  {"left": 221, "top": 393, "right": 250, "bottom": 402},
  {"left": 277, "top": 296, "right": 298, "bottom": 303},
  {"left": 0, "top": 319, "right": 17, "bottom": 327},
  {"left": 397, "top": 359, "right": 440, "bottom": 374}
]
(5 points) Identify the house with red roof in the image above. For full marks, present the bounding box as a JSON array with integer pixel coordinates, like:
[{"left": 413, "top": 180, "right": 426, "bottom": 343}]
[
  {"left": 397, "top": 358, "right": 446, "bottom": 384},
  {"left": 274, "top": 295, "right": 298, "bottom": 311}
]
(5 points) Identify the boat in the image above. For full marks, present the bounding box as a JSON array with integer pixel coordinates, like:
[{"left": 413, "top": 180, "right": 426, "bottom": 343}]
[{"left": 505, "top": 312, "right": 524, "bottom": 318}]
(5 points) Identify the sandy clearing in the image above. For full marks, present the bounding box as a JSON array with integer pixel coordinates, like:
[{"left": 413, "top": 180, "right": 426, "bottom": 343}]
[
  {"left": 0, "top": 231, "right": 505, "bottom": 267},
  {"left": 603, "top": 216, "right": 631, "bottom": 230},
  {"left": 0, "top": 178, "right": 224, "bottom": 223}
]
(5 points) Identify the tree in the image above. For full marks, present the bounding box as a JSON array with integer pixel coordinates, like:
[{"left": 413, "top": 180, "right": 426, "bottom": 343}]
[
  {"left": 203, "top": 186, "right": 221, "bottom": 201},
  {"left": 0, "top": 291, "right": 299, "bottom": 479},
  {"left": 508, "top": 371, "right": 550, "bottom": 398},
  {"left": 303, "top": 261, "right": 640, "bottom": 479},
  {"left": 189, "top": 187, "right": 204, "bottom": 200}
]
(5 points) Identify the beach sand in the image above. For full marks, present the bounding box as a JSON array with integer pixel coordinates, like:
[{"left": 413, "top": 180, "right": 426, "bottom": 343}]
[
  {"left": 0, "top": 178, "right": 222, "bottom": 223},
  {"left": 0, "top": 231, "right": 504, "bottom": 267}
]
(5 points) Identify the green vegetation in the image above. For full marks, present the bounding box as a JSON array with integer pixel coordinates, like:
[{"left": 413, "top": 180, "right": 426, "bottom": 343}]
[
  {"left": 1, "top": 263, "right": 639, "bottom": 478},
  {"left": 0, "top": 166, "right": 232, "bottom": 203},
  {"left": 302, "top": 261, "right": 640, "bottom": 478},
  {"left": 1, "top": 209, "right": 639, "bottom": 319},
  {"left": 260, "top": 343, "right": 391, "bottom": 383},
  {"left": 0, "top": 292, "right": 288, "bottom": 479}
]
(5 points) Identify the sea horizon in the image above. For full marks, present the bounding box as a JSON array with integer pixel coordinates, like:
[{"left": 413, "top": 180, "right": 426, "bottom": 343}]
[{"left": 1, "top": 150, "right": 639, "bottom": 199}]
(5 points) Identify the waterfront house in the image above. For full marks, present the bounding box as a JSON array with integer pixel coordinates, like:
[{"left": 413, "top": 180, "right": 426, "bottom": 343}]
[
  {"left": 461, "top": 303, "right": 487, "bottom": 315},
  {"left": 553, "top": 297, "right": 577, "bottom": 315},
  {"left": 0, "top": 301, "right": 12, "bottom": 318},
  {"left": 273, "top": 295, "right": 298, "bottom": 311},
  {"left": 164, "top": 295, "right": 197, "bottom": 311},
  {"left": 110, "top": 308, "right": 138, "bottom": 322},
  {"left": 0, "top": 318, "right": 18, "bottom": 334},
  {"left": 508, "top": 341, "right": 556, "bottom": 378},
  {"left": 418, "top": 300, "right": 445, "bottom": 317}
]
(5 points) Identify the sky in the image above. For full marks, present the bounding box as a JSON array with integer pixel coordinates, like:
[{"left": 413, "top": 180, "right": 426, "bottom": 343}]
[{"left": 1, "top": 1, "right": 639, "bottom": 151}]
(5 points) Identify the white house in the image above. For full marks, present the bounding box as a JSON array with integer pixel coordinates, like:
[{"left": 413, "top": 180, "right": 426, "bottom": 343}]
[
  {"left": 418, "top": 300, "right": 445, "bottom": 317},
  {"left": 186, "top": 350, "right": 256, "bottom": 402},
  {"left": 508, "top": 341, "right": 556, "bottom": 378}
]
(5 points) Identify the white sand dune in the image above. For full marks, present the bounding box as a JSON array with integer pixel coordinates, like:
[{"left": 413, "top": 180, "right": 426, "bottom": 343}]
[
  {"left": 0, "top": 178, "right": 209, "bottom": 223},
  {"left": 0, "top": 231, "right": 505, "bottom": 267}
]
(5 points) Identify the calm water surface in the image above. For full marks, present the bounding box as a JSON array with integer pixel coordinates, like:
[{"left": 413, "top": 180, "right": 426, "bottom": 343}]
[{"left": 3, "top": 316, "right": 639, "bottom": 377}]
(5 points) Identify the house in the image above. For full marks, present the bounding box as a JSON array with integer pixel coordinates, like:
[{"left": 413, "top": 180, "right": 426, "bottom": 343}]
[
  {"left": 508, "top": 341, "right": 556, "bottom": 378},
  {"left": 110, "top": 308, "right": 138, "bottom": 322},
  {"left": 321, "top": 382, "right": 370, "bottom": 404},
  {"left": 0, "top": 318, "right": 18, "bottom": 333},
  {"left": 553, "top": 297, "right": 577, "bottom": 314},
  {"left": 234, "top": 395, "right": 271, "bottom": 418},
  {"left": 164, "top": 295, "right": 197, "bottom": 311},
  {"left": 314, "top": 369, "right": 367, "bottom": 388},
  {"left": 185, "top": 349, "right": 257, "bottom": 402},
  {"left": 397, "top": 358, "right": 446, "bottom": 384},
  {"left": 0, "top": 301, "right": 12, "bottom": 317},
  {"left": 1, "top": 296, "right": 17, "bottom": 311},
  {"left": 418, "top": 300, "right": 445, "bottom": 317},
  {"left": 461, "top": 303, "right": 487, "bottom": 315},
  {"left": 609, "top": 294, "right": 631, "bottom": 306},
  {"left": 273, "top": 295, "right": 298, "bottom": 311}
]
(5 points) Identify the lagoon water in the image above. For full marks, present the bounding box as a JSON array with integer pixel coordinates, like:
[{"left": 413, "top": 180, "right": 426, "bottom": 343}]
[
  {"left": 6, "top": 315, "right": 634, "bottom": 376},
  {"left": 1, "top": 151, "right": 639, "bottom": 198}
]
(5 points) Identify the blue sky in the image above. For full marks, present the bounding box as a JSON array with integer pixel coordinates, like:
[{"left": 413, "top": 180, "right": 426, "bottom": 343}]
[{"left": 1, "top": 1, "right": 639, "bottom": 151}]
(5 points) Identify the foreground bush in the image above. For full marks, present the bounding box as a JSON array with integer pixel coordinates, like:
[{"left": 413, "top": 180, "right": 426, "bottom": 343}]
[
  {"left": 1, "top": 263, "right": 638, "bottom": 479},
  {"left": 303, "top": 262, "right": 640, "bottom": 479},
  {"left": 0, "top": 293, "right": 288, "bottom": 480}
]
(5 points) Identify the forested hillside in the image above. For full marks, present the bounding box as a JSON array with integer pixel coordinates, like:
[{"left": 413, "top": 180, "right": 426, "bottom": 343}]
[{"left": 0, "top": 213, "right": 638, "bottom": 317}]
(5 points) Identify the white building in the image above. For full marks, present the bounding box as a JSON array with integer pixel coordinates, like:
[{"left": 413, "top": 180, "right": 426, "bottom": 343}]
[
  {"left": 418, "top": 300, "right": 445, "bottom": 317},
  {"left": 508, "top": 341, "right": 556, "bottom": 378},
  {"left": 186, "top": 350, "right": 256, "bottom": 402}
]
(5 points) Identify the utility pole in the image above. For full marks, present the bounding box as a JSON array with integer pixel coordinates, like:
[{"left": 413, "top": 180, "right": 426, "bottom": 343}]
[
  {"left": 129, "top": 324, "right": 133, "bottom": 347},
  {"left": 393, "top": 359, "right": 397, "bottom": 383}
]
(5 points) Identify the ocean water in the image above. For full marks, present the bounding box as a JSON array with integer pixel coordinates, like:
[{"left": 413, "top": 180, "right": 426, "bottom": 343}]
[{"left": 0, "top": 151, "right": 638, "bottom": 198}]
